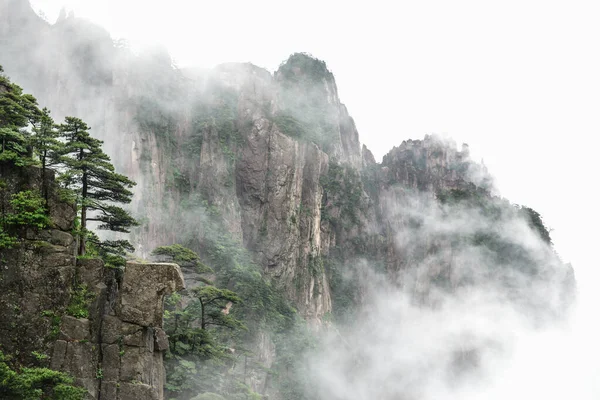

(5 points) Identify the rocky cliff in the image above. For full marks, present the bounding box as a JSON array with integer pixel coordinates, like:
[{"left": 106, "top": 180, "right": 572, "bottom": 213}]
[
  {"left": 0, "top": 164, "right": 185, "bottom": 399},
  {"left": 0, "top": 2, "right": 363, "bottom": 325}
]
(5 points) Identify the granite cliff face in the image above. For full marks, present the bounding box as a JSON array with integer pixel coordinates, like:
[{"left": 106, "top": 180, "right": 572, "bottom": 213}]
[
  {"left": 0, "top": 2, "right": 575, "bottom": 399},
  {"left": 0, "top": 165, "right": 185, "bottom": 399},
  {"left": 0, "top": 166, "right": 77, "bottom": 364},
  {"left": 0, "top": 1, "right": 368, "bottom": 325}
]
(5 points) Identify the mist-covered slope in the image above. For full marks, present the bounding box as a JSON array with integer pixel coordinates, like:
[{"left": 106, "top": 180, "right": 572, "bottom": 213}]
[{"left": 0, "top": 2, "right": 576, "bottom": 399}]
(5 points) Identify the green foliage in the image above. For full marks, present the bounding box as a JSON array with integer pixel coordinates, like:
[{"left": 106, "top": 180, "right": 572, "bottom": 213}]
[
  {"left": 0, "top": 67, "right": 42, "bottom": 168},
  {"left": 308, "top": 254, "right": 324, "bottom": 278},
  {"left": 271, "top": 114, "right": 308, "bottom": 140},
  {"left": 268, "top": 316, "right": 317, "bottom": 399},
  {"left": 192, "top": 285, "right": 243, "bottom": 330},
  {"left": 0, "top": 128, "right": 31, "bottom": 167},
  {"left": 85, "top": 230, "right": 133, "bottom": 270},
  {"left": 434, "top": 187, "right": 557, "bottom": 282},
  {"left": 274, "top": 53, "right": 339, "bottom": 152},
  {"left": 31, "top": 108, "right": 62, "bottom": 198},
  {"left": 0, "top": 190, "right": 50, "bottom": 249},
  {"left": 0, "top": 68, "right": 139, "bottom": 261},
  {"left": 0, "top": 227, "right": 18, "bottom": 249},
  {"left": 0, "top": 350, "right": 86, "bottom": 399},
  {"left": 160, "top": 206, "right": 308, "bottom": 399},
  {"left": 41, "top": 310, "right": 61, "bottom": 340},
  {"left": 320, "top": 162, "right": 366, "bottom": 229},
  {"left": 161, "top": 244, "right": 249, "bottom": 399},
  {"left": 167, "top": 168, "right": 191, "bottom": 193},
  {"left": 189, "top": 83, "right": 242, "bottom": 186},
  {"left": 152, "top": 244, "right": 213, "bottom": 273},
  {"left": 57, "top": 116, "right": 138, "bottom": 255},
  {"left": 6, "top": 190, "right": 49, "bottom": 229},
  {"left": 30, "top": 352, "right": 48, "bottom": 361},
  {"left": 66, "top": 284, "right": 95, "bottom": 319},
  {"left": 199, "top": 228, "right": 297, "bottom": 336},
  {"left": 518, "top": 206, "right": 552, "bottom": 244},
  {"left": 324, "top": 256, "right": 360, "bottom": 324},
  {"left": 437, "top": 187, "right": 489, "bottom": 207},
  {"left": 164, "top": 287, "right": 243, "bottom": 397},
  {"left": 277, "top": 53, "right": 333, "bottom": 83}
]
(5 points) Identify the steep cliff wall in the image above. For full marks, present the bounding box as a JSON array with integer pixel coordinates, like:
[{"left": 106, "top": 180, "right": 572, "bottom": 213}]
[
  {"left": 0, "top": 4, "right": 351, "bottom": 323},
  {"left": 0, "top": 166, "right": 77, "bottom": 365},
  {"left": 0, "top": 164, "right": 185, "bottom": 399}
]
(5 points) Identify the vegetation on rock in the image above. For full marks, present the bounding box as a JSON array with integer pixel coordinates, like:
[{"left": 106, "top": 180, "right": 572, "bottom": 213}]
[
  {"left": 0, "top": 65, "right": 138, "bottom": 268},
  {"left": 57, "top": 116, "right": 137, "bottom": 257},
  {"left": 0, "top": 350, "right": 85, "bottom": 400},
  {"left": 274, "top": 53, "right": 340, "bottom": 152}
]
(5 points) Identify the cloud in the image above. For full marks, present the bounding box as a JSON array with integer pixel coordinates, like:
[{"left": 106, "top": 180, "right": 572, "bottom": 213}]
[{"left": 308, "top": 188, "right": 578, "bottom": 400}]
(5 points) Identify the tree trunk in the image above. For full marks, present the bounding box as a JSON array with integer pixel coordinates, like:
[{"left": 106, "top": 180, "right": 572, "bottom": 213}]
[
  {"left": 200, "top": 298, "right": 206, "bottom": 330},
  {"left": 78, "top": 145, "right": 87, "bottom": 256},
  {"left": 41, "top": 149, "right": 48, "bottom": 207},
  {"left": 79, "top": 172, "right": 87, "bottom": 256}
]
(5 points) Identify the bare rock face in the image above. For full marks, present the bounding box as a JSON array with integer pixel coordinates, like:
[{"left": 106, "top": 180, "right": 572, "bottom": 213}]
[
  {"left": 238, "top": 125, "right": 333, "bottom": 324},
  {"left": 51, "top": 261, "right": 185, "bottom": 400},
  {"left": 381, "top": 134, "right": 493, "bottom": 193},
  {"left": 117, "top": 262, "right": 185, "bottom": 327}
]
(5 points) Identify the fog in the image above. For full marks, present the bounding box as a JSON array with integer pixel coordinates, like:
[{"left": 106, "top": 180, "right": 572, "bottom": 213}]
[{"left": 308, "top": 185, "right": 583, "bottom": 399}]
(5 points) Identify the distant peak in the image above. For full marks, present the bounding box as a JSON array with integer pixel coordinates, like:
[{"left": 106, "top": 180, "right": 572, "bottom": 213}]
[
  {"left": 276, "top": 52, "right": 334, "bottom": 83},
  {"left": 56, "top": 7, "right": 67, "bottom": 23}
]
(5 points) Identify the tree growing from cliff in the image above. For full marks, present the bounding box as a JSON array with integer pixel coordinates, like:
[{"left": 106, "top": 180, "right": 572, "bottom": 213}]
[
  {"left": 155, "top": 244, "right": 246, "bottom": 398},
  {"left": 0, "top": 66, "right": 42, "bottom": 167},
  {"left": 164, "top": 284, "right": 244, "bottom": 397},
  {"left": 57, "top": 117, "right": 137, "bottom": 256},
  {"left": 31, "top": 108, "right": 62, "bottom": 202},
  {"left": 518, "top": 206, "right": 553, "bottom": 244},
  {"left": 152, "top": 244, "right": 214, "bottom": 274}
]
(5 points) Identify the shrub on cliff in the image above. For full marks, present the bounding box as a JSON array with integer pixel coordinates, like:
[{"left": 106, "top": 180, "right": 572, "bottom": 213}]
[
  {"left": 0, "top": 350, "right": 85, "bottom": 399},
  {"left": 0, "top": 189, "right": 49, "bottom": 249}
]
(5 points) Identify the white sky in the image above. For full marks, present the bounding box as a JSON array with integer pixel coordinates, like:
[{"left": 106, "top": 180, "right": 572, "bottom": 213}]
[{"left": 29, "top": 0, "right": 600, "bottom": 287}]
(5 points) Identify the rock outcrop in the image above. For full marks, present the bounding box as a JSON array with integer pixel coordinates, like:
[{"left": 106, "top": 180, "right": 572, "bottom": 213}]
[
  {"left": 381, "top": 135, "right": 493, "bottom": 193},
  {"left": 51, "top": 261, "right": 185, "bottom": 400},
  {"left": 0, "top": 163, "right": 185, "bottom": 399}
]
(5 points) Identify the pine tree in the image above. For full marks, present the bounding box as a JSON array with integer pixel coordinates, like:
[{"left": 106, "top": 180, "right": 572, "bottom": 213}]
[
  {"left": 0, "top": 66, "right": 41, "bottom": 166},
  {"left": 58, "top": 117, "right": 137, "bottom": 256},
  {"left": 31, "top": 108, "right": 62, "bottom": 202}
]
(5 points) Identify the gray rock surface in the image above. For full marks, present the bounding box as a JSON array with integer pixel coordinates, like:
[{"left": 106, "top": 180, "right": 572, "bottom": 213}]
[
  {"left": 117, "top": 262, "right": 185, "bottom": 327},
  {"left": 0, "top": 161, "right": 185, "bottom": 400},
  {"left": 51, "top": 262, "right": 185, "bottom": 400},
  {"left": 0, "top": 166, "right": 77, "bottom": 365}
]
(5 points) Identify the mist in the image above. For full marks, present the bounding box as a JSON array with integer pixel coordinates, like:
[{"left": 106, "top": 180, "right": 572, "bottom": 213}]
[{"left": 308, "top": 185, "right": 583, "bottom": 399}]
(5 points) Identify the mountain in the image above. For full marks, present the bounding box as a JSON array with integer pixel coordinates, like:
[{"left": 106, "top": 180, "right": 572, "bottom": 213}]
[{"left": 0, "top": 2, "right": 575, "bottom": 399}]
